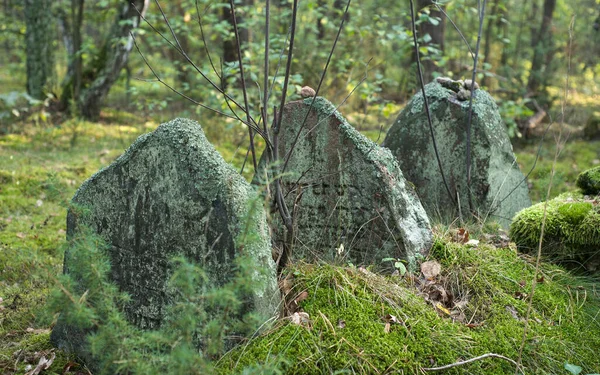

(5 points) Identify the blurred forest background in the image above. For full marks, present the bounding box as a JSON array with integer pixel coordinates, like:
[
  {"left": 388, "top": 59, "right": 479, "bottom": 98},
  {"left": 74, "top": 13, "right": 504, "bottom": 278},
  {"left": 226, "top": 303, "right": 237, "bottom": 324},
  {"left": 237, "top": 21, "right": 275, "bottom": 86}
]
[{"left": 1, "top": 0, "right": 599, "bottom": 199}]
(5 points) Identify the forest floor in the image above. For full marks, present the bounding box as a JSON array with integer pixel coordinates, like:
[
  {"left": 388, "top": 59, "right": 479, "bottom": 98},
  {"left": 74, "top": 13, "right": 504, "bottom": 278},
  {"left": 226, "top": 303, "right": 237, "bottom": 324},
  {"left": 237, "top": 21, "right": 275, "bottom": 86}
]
[{"left": 0, "top": 87, "right": 599, "bottom": 374}]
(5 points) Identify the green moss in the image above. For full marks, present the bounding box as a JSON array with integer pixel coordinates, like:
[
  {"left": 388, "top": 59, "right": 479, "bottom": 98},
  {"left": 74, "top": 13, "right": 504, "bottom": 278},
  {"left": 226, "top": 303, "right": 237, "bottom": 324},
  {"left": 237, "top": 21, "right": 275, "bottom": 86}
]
[
  {"left": 576, "top": 166, "right": 600, "bottom": 195},
  {"left": 218, "top": 239, "right": 600, "bottom": 374},
  {"left": 510, "top": 193, "right": 600, "bottom": 269}
]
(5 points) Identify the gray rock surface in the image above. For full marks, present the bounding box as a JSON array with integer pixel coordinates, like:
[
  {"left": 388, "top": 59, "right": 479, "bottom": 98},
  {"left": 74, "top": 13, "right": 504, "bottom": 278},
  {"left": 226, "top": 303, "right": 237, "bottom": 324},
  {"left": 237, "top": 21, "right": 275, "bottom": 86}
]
[
  {"left": 383, "top": 81, "right": 531, "bottom": 226},
  {"left": 51, "top": 118, "right": 279, "bottom": 364},
  {"left": 255, "top": 97, "right": 432, "bottom": 269}
]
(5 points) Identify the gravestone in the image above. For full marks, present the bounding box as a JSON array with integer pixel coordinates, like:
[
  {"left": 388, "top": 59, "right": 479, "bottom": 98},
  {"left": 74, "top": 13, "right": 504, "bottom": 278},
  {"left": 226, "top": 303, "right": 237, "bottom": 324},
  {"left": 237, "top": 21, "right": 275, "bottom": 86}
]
[
  {"left": 255, "top": 97, "right": 432, "bottom": 268},
  {"left": 383, "top": 79, "right": 531, "bottom": 226},
  {"left": 51, "top": 118, "right": 279, "bottom": 364}
]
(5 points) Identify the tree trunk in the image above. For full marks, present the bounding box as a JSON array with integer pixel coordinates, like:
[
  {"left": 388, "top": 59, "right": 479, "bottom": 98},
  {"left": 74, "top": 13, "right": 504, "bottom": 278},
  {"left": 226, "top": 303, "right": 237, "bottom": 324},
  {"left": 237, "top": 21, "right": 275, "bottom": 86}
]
[
  {"left": 413, "top": 0, "right": 446, "bottom": 83},
  {"left": 221, "top": 0, "right": 252, "bottom": 88},
  {"left": 481, "top": 0, "right": 499, "bottom": 88},
  {"left": 526, "top": 0, "right": 556, "bottom": 104},
  {"left": 24, "top": 0, "right": 54, "bottom": 99},
  {"left": 77, "top": 0, "right": 149, "bottom": 120}
]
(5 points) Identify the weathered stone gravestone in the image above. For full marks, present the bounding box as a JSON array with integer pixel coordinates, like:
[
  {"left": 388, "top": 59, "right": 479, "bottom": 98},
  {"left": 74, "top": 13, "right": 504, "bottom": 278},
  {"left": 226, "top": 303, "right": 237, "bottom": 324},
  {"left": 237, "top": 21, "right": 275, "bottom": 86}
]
[
  {"left": 383, "top": 79, "right": 531, "bottom": 226},
  {"left": 51, "top": 118, "right": 279, "bottom": 363},
  {"left": 255, "top": 97, "right": 432, "bottom": 268}
]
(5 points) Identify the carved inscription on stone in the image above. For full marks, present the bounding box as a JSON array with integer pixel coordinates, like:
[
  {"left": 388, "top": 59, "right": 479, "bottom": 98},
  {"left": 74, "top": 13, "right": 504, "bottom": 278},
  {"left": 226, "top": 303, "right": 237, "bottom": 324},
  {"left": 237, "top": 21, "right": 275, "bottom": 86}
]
[{"left": 255, "top": 98, "right": 432, "bottom": 267}]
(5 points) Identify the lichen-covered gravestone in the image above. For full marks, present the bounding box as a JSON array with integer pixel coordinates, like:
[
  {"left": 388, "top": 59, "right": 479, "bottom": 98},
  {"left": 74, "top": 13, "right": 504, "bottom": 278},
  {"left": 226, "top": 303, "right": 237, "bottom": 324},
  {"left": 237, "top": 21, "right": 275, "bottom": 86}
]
[
  {"left": 383, "top": 79, "right": 531, "bottom": 226},
  {"left": 255, "top": 97, "right": 432, "bottom": 268},
  {"left": 51, "top": 118, "right": 279, "bottom": 364}
]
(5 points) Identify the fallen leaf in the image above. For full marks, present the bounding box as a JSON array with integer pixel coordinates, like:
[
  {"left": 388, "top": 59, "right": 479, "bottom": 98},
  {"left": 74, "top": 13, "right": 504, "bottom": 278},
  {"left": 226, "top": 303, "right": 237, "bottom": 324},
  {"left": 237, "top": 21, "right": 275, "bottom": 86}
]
[
  {"left": 337, "top": 319, "right": 346, "bottom": 329},
  {"left": 465, "top": 239, "right": 479, "bottom": 247},
  {"left": 384, "top": 322, "right": 391, "bottom": 333},
  {"left": 382, "top": 314, "right": 401, "bottom": 324},
  {"left": 294, "top": 291, "right": 309, "bottom": 305},
  {"left": 16, "top": 232, "right": 26, "bottom": 239},
  {"left": 24, "top": 350, "right": 55, "bottom": 375},
  {"left": 420, "top": 261, "right": 441, "bottom": 279},
  {"left": 505, "top": 305, "right": 520, "bottom": 320},
  {"left": 435, "top": 303, "right": 451, "bottom": 315},
  {"left": 289, "top": 312, "right": 310, "bottom": 327},
  {"left": 455, "top": 228, "right": 469, "bottom": 243}
]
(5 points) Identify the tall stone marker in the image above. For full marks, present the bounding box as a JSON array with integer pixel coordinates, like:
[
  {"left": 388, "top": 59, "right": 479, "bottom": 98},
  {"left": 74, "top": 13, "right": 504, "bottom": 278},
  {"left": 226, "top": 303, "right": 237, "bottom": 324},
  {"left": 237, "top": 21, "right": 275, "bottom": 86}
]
[
  {"left": 51, "top": 118, "right": 279, "bottom": 365},
  {"left": 383, "top": 79, "right": 531, "bottom": 226},
  {"left": 255, "top": 97, "right": 432, "bottom": 268}
]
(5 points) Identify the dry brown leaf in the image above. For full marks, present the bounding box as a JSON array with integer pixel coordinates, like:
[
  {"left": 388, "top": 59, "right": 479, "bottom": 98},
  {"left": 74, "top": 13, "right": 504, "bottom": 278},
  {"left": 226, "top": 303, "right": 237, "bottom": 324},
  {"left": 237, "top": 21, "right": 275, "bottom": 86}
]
[
  {"left": 24, "top": 351, "right": 55, "bottom": 375},
  {"left": 384, "top": 322, "right": 391, "bottom": 333},
  {"left": 455, "top": 228, "right": 469, "bottom": 243},
  {"left": 420, "top": 261, "right": 441, "bottom": 279},
  {"left": 16, "top": 232, "right": 26, "bottom": 239},
  {"left": 294, "top": 291, "right": 308, "bottom": 305}
]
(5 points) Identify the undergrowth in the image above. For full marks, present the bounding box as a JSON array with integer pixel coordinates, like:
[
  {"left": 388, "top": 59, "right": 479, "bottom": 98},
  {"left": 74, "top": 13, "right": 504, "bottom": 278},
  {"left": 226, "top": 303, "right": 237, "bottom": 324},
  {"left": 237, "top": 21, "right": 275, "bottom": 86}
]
[
  {"left": 1, "top": 110, "right": 599, "bottom": 374},
  {"left": 219, "top": 238, "right": 600, "bottom": 374}
]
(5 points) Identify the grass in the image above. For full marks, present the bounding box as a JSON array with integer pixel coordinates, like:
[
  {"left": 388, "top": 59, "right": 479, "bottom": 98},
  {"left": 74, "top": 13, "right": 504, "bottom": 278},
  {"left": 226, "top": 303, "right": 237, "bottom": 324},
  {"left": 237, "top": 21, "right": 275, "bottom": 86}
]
[
  {"left": 0, "top": 86, "right": 599, "bottom": 373},
  {"left": 218, "top": 238, "right": 600, "bottom": 374}
]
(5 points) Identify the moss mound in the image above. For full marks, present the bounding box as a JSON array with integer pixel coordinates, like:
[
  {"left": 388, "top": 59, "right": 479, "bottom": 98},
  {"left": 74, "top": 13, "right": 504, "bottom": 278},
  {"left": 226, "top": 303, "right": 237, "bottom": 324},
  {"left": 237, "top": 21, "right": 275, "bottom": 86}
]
[
  {"left": 510, "top": 193, "right": 600, "bottom": 270},
  {"left": 576, "top": 166, "right": 600, "bottom": 195},
  {"left": 217, "top": 238, "right": 600, "bottom": 374}
]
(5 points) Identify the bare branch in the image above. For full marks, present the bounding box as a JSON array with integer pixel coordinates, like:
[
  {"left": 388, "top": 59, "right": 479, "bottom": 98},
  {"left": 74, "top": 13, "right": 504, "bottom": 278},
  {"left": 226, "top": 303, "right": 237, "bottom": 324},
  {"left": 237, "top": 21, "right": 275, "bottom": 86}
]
[
  {"left": 409, "top": 0, "right": 456, "bottom": 206},
  {"left": 432, "top": 2, "right": 474, "bottom": 59},
  {"left": 422, "top": 353, "right": 521, "bottom": 372},
  {"left": 282, "top": 0, "right": 352, "bottom": 174},
  {"left": 195, "top": 0, "right": 221, "bottom": 80},
  {"left": 275, "top": 0, "right": 299, "bottom": 134},
  {"left": 465, "top": 0, "right": 488, "bottom": 211},
  {"left": 228, "top": 0, "right": 257, "bottom": 171}
]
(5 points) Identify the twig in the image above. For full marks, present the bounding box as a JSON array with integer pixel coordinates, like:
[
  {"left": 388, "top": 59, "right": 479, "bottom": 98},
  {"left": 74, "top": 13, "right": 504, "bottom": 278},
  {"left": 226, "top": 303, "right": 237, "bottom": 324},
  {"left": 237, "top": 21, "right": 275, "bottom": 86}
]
[
  {"left": 409, "top": 0, "right": 456, "bottom": 206},
  {"left": 275, "top": 0, "right": 299, "bottom": 134},
  {"left": 465, "top": 0, "right": 488, "bottom": 212},
  {"left": 515, "top": 15, "right": 575, "bottom": 374},
  {"left": 282, "top": 0, "right": 352, "bottom": 174},
  {"left": 422, "top": 353, "right": 521, "bottom": 372},
  {"left": 432, "top": 2, "right": 474, "bottom": 59},
  {"left": 228, "top": 0, "right": 257, "bottom": 171}
]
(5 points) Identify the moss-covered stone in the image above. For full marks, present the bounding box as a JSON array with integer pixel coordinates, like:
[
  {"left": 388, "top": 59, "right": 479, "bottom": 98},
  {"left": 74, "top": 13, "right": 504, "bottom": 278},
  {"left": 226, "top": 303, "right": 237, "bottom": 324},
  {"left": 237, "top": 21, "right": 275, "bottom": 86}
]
[
  {"left": 383, "top": 81, "right": 531, "bottom": 227},
  {"left": 510, "top": 193, "right": 600, "bottom": 270},
  {"left": 51, "top": 118, "right": 280, "bottom": 369},
  {"left": 576, "top": 166, "right": 600, "bottom": 195},
  {"left": 254, "top": 97, "right": 432, "bottom": 269},
  {"left": 583, "top": 112, "right": 600, "bottom": 140},
  {"left": 217, "top": 238, "right": 600, "bottom": 374}
]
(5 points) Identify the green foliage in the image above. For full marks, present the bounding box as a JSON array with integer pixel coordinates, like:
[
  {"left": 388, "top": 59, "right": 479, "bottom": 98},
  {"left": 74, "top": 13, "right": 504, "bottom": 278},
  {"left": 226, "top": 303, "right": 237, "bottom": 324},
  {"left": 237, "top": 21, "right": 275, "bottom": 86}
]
[
  {"left": 47, "top": 224, "right": 279, "bottom": 374},
  {"left": 220, "top": 237, "right": 600, "bottom": 374}
]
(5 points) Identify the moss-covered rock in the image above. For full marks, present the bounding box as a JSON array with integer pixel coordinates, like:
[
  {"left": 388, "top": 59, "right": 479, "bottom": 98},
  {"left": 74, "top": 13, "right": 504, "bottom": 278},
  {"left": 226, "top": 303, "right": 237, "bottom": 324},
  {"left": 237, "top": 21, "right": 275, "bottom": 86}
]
[
  {"left": 217, "top": 238, "right": 600, "bottom": 374},
  {"left": 383, "top": 81, "right": 531, "bottom": 227},
  {"left": 583, "top": 111, "right": 600, "bottom": 140},
  {"left": 576, "top": 166, "right": 600, "bottom": 195},
  {"left": 510, "top": 193, "right": 600, "bottom": 270}
]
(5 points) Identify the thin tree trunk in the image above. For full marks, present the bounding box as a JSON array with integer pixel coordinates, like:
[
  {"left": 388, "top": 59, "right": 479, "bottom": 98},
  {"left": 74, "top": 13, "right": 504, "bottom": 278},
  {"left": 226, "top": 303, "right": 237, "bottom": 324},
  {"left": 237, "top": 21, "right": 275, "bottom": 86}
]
[
  {"left": 481, "top": 0, "right": 499, "bottom": 87},
  {"left": 72, "top": 0, "right": 84, "bottom": 108},
  {"left": 412, "top": 0, "right": 446, "bottom": 83},
  {"left": 24, "top": 0, "right": 54, "bottom": 99},
  {"left": 526, "top": 0, "right": 556, "bottom": 102},
  {"left": 221, "top": 0, "right": 253, "bottom": 89},
  {"left": 78, "top": 0, "right": 149, "bottom": 120}
]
